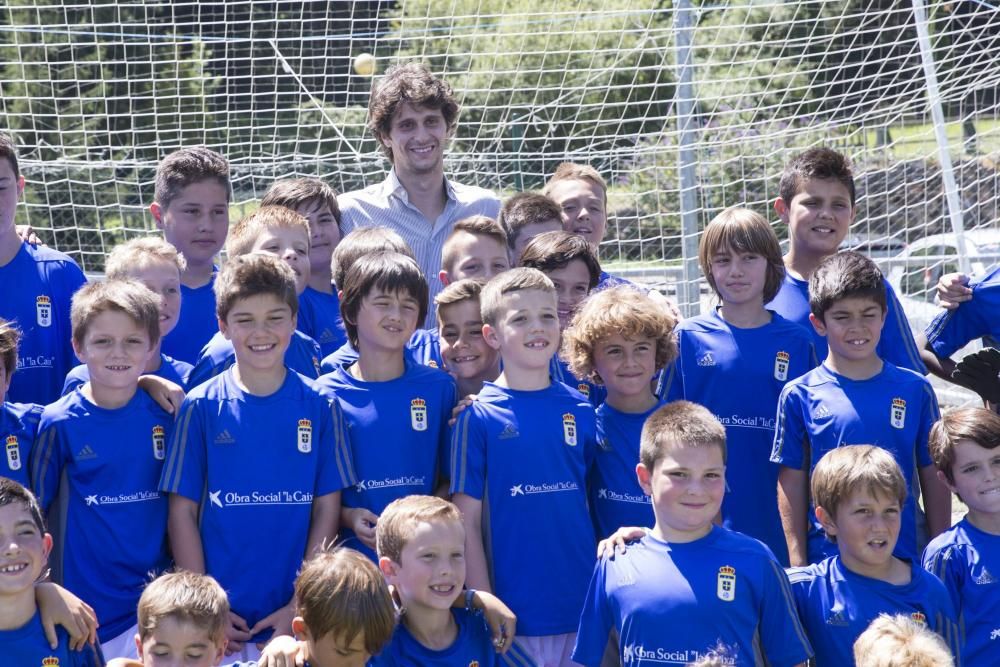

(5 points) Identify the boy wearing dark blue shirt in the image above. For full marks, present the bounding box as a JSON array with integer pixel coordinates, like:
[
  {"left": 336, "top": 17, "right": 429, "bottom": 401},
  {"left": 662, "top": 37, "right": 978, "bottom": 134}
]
[
  {"left": 771, "top": 251, "right": 950, "bottom": 566},
  {"left": 787, "top": 445, "right": 961, "bottom": 666},
  {"left": 452, "top": 268, "right": 598, "bottom": 666},
  {"left": 573, "top": 401, "right": 812, "bottom": 667},
  {"left": 152, "top": 147, "right": 231, "bottom": 365},
  {"left": 923, "top": 407, "right": 1000, "bottom": 666},
  {"left": 0, "top": 133, "right": 87, "bottom": 404}
]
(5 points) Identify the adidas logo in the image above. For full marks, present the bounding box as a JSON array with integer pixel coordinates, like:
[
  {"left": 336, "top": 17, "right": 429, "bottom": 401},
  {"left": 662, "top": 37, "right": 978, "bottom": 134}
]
[
  {"left": 75, "top": 445, "right": 97, "bottom": 461},
  {"left": 697, "top": 352, "right": 716, "bottom": 367},
  {"left": 214, "top": 429, "right": 236, "bottom": 445},
  {"left": 814, "top": 404, "right": 832, "bottom": 419},
  {"left": 826, "top": 610, "right": 849, "bottom": 626},
  {"left": 974, "top": 568, "right": 997, "bottom": 585},
  {"left": 498, "top": 423, "right": 519, "bottom": 440},
  {"left": 318, "top": 328, "right": 336, "bottom": 343}
]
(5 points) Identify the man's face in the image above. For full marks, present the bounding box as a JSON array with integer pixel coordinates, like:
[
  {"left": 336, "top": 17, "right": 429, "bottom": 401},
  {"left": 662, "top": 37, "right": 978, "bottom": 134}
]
[{"left": 381, "top": 102, "right": 449, "bottom": 177}]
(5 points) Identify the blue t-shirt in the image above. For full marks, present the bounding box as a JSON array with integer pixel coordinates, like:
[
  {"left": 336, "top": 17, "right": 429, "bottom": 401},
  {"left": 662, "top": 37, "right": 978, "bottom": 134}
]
[
  {"left": 187, "top": 329, "right": 322, "bottom": 389},
  {"left": 787, "top": 556, "right": 961, "bottom": 667},
  {"left": 770, "top": 362, "right": 938, "bottom": 563},
  {"left": 549, "top": 355, "right": 605, "bottom": 407},
  {"left": 159, "top": 368, "right": 356, "bottom": 638},
  {"left": 31, "top": 389, "right": 173, "bottom": 642},
  {"left": 573, "top": 528, "right": 813, "bottom": 667},
  {"left": 314, "top": 360, "right": 456, "bottom": 559},
  {"left": 369, "top": 608, "right": 512, "bottom": 667},
  {"left": 925, "top": 264, "right": 1000, "bottom": 357},
  {"left": 768, "top": 271, "right": 927, "bottom": 375},
  {"left": 298, "top": 286, "right": 348, "bottom": 358},
  {"left": 0, "top": 242, "right": 87, "bottom": 404},
  {"left": 589, "top": 401, "right": 663, "bottom": 539},
  {"left": 0, "top": 611, "right": 104, "bottom": 667},
  {"left": 62, "top": 353, "right": 192, "bottom": 395},
  {"left": 659, "top": 310, "right": 817, "bottom": 565},
  {"left": 0, "top": 401, "right": 42, "bottom": 486},
  {"left": 450, "top": 381, "right": 597, "bottom": 636},
  {"left": 595, "top": 270, "right": 635, "bottom": 291},
  {"left": 320, "top": 329, "right": 444, "bottom": 373},
  {"left": 922, "top": 517, "right": 1000, "bottom": 666},
  {"left": 161, "top": 277, "right": 219, "bottom": 365}
]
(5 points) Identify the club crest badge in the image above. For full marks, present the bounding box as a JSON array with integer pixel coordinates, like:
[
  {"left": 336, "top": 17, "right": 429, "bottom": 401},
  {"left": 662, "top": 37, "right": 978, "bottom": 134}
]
[
  {"left": 890, "top": 398, "right": 906, "bottom": 429},
  {"left": 774, "top": 351, "right": 790, "bottom": 381},
  {"left": 36, "top": 295, "right": 52, "bottom": 327},
  {"left": 910, "top": 611, "right": 926, "bottom": 626},
  {"left": 563, "top": 413, "right": 577, "bottom": 446},
  {"left": 427, "top": 360, "right": 438, "bottom": 369},
  {"left": 717, "top": 565, "right": 736, "bottom": 602},
  {"left": 6, "top": 435, "right": 21, "bottom": 471},
  {"left": 42, "top": 658, "right": 61, "bottom": 667},
  {"left": 577, "top": 382, "right": 590, "bottom": 398},
  {"left": 411, "top": 398, "right": 427, "bottom": 431},
  {"left": 297, "top": 418, "right": 312, "bottom": 453},
  {"left": 151, "top": 425, "right": 166, "bottom": 461}
]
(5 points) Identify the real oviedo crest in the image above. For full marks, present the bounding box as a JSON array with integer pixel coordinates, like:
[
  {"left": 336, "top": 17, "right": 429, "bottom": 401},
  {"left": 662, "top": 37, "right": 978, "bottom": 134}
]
[
  {"left": 151, "top": 425, "right": 166, "bottom": 461},
  {"left": 6, "top": 435, "right": 21, "bottom": 471},
  {"left": 774, "top": 351, "right": 790, "bottom": 381},
  {"left": 410, "top": 398, "right": 428, "bottom": 431},
  {"left": 717, "top": 565, "right": 736, "bottom": 602},
  {"left": 36, "top": 295, "right": 52, "bottom": 327},
  {"left": 562, "top": 413, "right": 577, "bottom": 446},
  {"left": 297, "top": 418, "right": 313, "bottom": 453},
  {"left": 890, "top": 398, "right": 906, "bottom": 430}
]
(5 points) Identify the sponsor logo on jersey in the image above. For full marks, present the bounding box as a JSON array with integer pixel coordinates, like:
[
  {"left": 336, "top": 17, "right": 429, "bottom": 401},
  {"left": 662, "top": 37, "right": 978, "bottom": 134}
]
[
  {"left": 75, "top": 444, "right": 97, "bottom": 461},
  {"left": 84, "top": 491, "right": 160, "bottom": 507},
  {"left": 974, "top": 567, "right": 997, "bottom": 585},
  {"left": 498, "top": 422, "right": 519, "bottom": 439},
  {"left": 774, "top": 351, "right": 790, "bottom": 381},
  {"left": 36, "top": 295, "right": 52, "bottom": 328},
  {"left": 6, "top": 435, "right": 21, "bottom": 471},
  {"left": 214, "top": 429, "right": 236, "bottom": 445},
  {"left": 410, "top": 398, "right": 428, "bottom": 431},
  {"left": 597, "top": 488, "right": 650, "bottom": 504},
  {"left": 152, "top": 425, "right": 166, "bottom": 460},
  {"left": 297, "top": 418, "right": 312, "bottom": 453},
  {"left": 621, "top": 645, "right": 732, "bottom": 665},
  {"left": 562, "top": 413, "right": 577, "bottom": 446},
  {"left": 208, "top": 489, "right": 314, "bottom": 508},
  {"left": 910, "top": 611, "right": 926, "bottom": 626},
  {"left": 577, "top": 382, "right": 590, "bottom": 398},
  {"left": 355, "top": 475, "right": 426, "bottom": 493},
  {"left": 509, "top": 481, "right": 579, "bottom": 498},
  {"left": 891, "top": 398, "right": 906, "bottom": 429},
  {"left": 717, "top": 565, "right": 736, "bottom": 602},
  {"left": 697, "top": 352, "right": 716, "bottom": 367}
]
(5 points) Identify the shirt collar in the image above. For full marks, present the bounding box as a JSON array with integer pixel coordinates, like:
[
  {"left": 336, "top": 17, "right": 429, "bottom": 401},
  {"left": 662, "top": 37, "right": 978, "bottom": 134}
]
[{"left": 384, "top": 168, "right": 457, "bottom": 204}]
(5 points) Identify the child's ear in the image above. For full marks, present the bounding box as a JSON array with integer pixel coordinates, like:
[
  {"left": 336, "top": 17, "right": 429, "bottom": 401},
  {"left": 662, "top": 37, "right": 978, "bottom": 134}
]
[
  {"left": 379, "top": 556, "right": 399, "bottom": 579},
  {"left": 936, "top": 469, "right": 958, "bottom": 495},
  {"left": 133, "top": 633, "right": 144, "bottom": 661},
  {"left": 815, "top": 505, "right": 838, "bottom": 538},
  {"left": 808, "top": 313, "right": 827, "bottom": 337},
  {"left": 635, "top": 463, "right": 653, "bottom": 496},
  {"left": 482, "top": 323, "right": 501, "bottom": 351},
  {"left": 218, "top": 317, "right": 230, "bottom": 340},
  {"left": 292, "top": 616, "right": 308, "bottom": 640},
  {"left": 773, "top": 196, "right": 789, "bottom": 224},
  {"left": 150, "top": 201, "right": 164, "bottom": 228}
]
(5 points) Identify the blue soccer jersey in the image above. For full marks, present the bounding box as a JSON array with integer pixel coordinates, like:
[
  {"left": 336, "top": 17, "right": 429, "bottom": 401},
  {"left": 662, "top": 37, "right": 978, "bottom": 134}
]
[
  {"left": 62, "top": 353, "right": 192, "bottom": 395},
  {"left": 573, "top": 528, "right": 812, "bottom": 667},
  {"left": 320, "top": 329, "right": 443, "bottom": 373},
  {"left": 595, "top": 270, "right": 635, "bottom": 291},
  {"left": 0, "top": 242, "right": 87, "bottom": 404},
  {"left": 159, "top": 368, "right": 356, "bottom": 637},
  {"left": 659, "top": 310, "right": 817, "bottom": 565},
  {"left": 0, "top": 611, "right": 104, "bottom": 667},
  {"left": 787, "top": 555, "right": 961, "bottom": 666},
  {"left": 450, "top": 381, "right": 597, "bottom": 636},
  {"left": 0, "top": 401, "right": 42, "bottom": 486},
  {"left": 314, "top": 360, "right": 456, "bottom": 559},
  {"left": 187, "top": 329, "right": 322, "bottom": 389},
  {"left": 298, "top": 286, "right": 347, "bottom": 358},
  {"left": 768, "top": 271, "right": 926, "bottom": 374},
  {"left": 549, "top": 355, "right": 605, "bottom": 407},
  {"left": 589, "top": 401, "right": 663, "bottom": 539},
  {"left": 31, "top": 389, "right": 173, "bottom": 642},
  {"left": 369, "top": 608, "right": 525, "bottom": 667},
  {"left": 770, "top": 362, "right": 939, "bottom": 563},
  {"left": 922, "top": 517, "right": 1000, "bottom": 666},
  {"left": 924, "top": 264, "right": 1000, "bottom": 358},
  {"left": 161, "top": 277, "right": 218, "bottom": 365}
]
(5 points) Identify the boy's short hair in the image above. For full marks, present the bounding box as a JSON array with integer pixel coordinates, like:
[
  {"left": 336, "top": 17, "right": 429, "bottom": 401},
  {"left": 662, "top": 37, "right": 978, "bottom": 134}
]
[
  {"left": 137, "top": 571, "right": 230, "bottom": 643},
  {"left": 332, "top": 227, "right": 414, "bottom": 289},
  {"left": 808, "top": 250, "right": 887, "bottom": 322},
  {"left": 779, "top": 146, "right": 856, "bottom": 207},
  {"left": 435, "top": 277, "right": 485, "bottom": 310},
  {"left": 153, "top": 147, "right": 230, "bottom": 211},
  {"left": 225, "top": 205, "right": 311, "bottom": 258},
  {"left": 105, "top": 237, "right": 186, "bottom": 280},
  {"left": 480, "top": 267, "right": 555, "bottom": 328},
  {"left": 0, "top": 477, "right": 45, "bottom": 535},
  {"left": 499, "top": 192, "right": 563, "bottom": 250},
  {"left": 699, "top": 207, "right": 785, "bottom": 303},
  {"left": 928, "top": 407, "right": 1000, "bottom": 484},
  {"left": 811, "top": 445, "right": 907, "bottom": 523},
  {"left": 542, "top": 162, "right": 608, "bottom": 203},
  {"left": 368, "top": 62, "right": 459, "bottom": 162},
  {"left": 440, "top": 216, "right": 509, "bottom": 274},
  {"left": 562, "top": 286, "right": 677, "bottom": 383},
  {"left": 853, "top": 614, "right": 954, "bottom": 667},
  {"left": 518, "top": 230, "right": 601, "bottom": 290},
  {"left": 295, "top": 547, "right": 396, "bottom": 657},
  {"left": 339, "top": 251, "right": 428, "bottom": 348},
  {"left": 70, "top": 280, "right": 161, "bottom": 349},
  {"left": 214, "top": 253, "right": 299, "bottom": 321},
  {"left": 0, "top": 318, "right": 20, "bottom": 380},
  {"left": 376, "top": 495, "right": 463, "bottom": 564},
  {"left": 639, "top": 400, "right": 727, "bottom": 471},
  {"left": 0, "top": 132, "right": 20, "bottom": 177},
  {"left": 261, "top": 177, "right": 342, "bottom": 228}
]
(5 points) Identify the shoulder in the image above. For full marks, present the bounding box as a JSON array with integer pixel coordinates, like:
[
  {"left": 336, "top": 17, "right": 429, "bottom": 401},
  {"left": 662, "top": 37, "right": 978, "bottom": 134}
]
[
  {"left": 199, "top": 332, "right": 233, "bottom": 359},
  {"left": 24, "top": 243, "right": 84, "bottom": 270},
  {"left": 449, "top": 178, "right": 499, "bottom": 202},
  {"left": 768, "top": 312, "right": 815, "bottom": 339},
  {"left": 405, "top": 363, "right": 455, "bottom": 388},
  {"left": 39, "top": 391, "right": 83, "bottom": 425},
  {"left": 880, "top": 363, "right": 934, "bottom": 395},
  {"left": 184, "top": 372, "right": 230, "bottom": 402},
  {"left": 912, "top": 563, "right": 952, "bottom": 599},
  {"left": 785, "top": 558, "right": 830, "bottom": 587},
  {"left": 675, "top": 313, "right": 719, "bottom": 334}
]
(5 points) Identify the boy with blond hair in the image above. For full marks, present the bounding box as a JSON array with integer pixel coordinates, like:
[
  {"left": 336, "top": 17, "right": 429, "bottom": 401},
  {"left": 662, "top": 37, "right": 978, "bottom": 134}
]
[
  {"left": 152, "top": 146, "right": 231, "bottom": 365},
  {"left": 262, "top": 177, "right": 348, "bottom": 357},
  {"left": 499, "top": 192, "right": 564, "bottom": 263},
  {"left": 435, "top": 279, "right": 500, "bottom": 397},
  {"left": 188, "top": 206, "right": 322, "bottom": 387},
  {"left": 438, "top": 215, "right": 510, "bottom": 287},
  {"left": 452, "top": 267, "right": 597, "bottom": 665},
  {"left": 573, "top": 401, "right": 812, "bottom": 667},
  {"left": 787, "top": 445, "right": 960, "bottom": 666},
  {"left": 853, "top": 614, "right": 955, "bottom": 667},
  {"left": 922, "top": 407, "right": 1000, "bottom": 666},
  {"left": 160, "top": 254, "right": 356, "bottom": 666}
]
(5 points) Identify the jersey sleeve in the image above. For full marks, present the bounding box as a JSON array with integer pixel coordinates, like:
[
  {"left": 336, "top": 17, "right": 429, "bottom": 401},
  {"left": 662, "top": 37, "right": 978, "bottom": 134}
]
[
  {"left": 916, "top": 381, "right": 940, "bottom": 468},
  {"left": 449, "top": 408, "right": 488, "bottom": 500},
  {"left": 928, "top": 579, "right": 963, "bottom": 663},
  {"left": 571, "top": 557, "right": 615, "bottom": 667},
  {"left": 758, "top": 558, "right": 814, "bottom": 667},
  {"left": 315, "top": 397, "right": 358, "bottom": 495},
  {"left": 437, "top": 379, "right": 458, "bottom": 481},
  {"left": 661, "top": 332, "right": 685, "bottom": 402},
  {"left": 770, "top": 384, "right": 808, "bottom": 469},
  {"left": 73, "top": 641, "right": 106, "bottom": 667},
  {"left": 878, "top": 280, "right": 927, "bottom": 375},
  {"left": 158, "top": 399, "right": 208, "bottom": 501},
  {"left": 30, "top": 416, "right": 67, "bottom": 511},
  {"left": 922, "top": 543, "right": 965, "bottom": 623}
]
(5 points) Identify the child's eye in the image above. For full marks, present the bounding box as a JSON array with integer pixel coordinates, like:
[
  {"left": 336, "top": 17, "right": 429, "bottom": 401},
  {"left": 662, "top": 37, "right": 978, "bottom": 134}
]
[
  {"left": 542, "top": 313, "right": 556, "bottom": 320},
  {"left": 961, "top": 464, "right": 979, "bottom": 474},
  {"left": 669, "top": 471, "right": 688, "bottom": 479}
]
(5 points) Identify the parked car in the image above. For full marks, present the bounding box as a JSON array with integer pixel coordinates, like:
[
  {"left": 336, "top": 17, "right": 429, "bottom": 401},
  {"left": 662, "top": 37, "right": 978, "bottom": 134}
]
[{"left": 886, "top": 229, "right": 1000, "bottom": 302}]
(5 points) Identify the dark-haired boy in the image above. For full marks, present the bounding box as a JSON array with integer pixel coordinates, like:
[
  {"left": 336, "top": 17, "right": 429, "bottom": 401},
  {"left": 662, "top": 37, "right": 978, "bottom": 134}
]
[{"left": 499, "top": 192, "right": 563, "bottom": 263}]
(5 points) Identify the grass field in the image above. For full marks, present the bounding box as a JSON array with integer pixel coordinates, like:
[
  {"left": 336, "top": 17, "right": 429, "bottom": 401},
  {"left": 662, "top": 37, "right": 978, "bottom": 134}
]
[{"left": 864, "top": 118, "right": 1000, "bottom": 160}]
